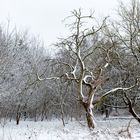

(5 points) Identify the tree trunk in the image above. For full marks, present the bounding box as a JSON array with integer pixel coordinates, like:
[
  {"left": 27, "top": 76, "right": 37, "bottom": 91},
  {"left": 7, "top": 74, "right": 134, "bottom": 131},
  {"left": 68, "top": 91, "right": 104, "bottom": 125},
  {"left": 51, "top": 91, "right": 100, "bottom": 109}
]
[
  {"left": 82, "top": 101, "right": 96, "bottom": 129},
  {"left": 16, "top": 112, "right": 21, "bottom": 125},
  {"left": 128, "top": 102, "right": 140, "bottom": 123},
  {"left": 60, "top": 103, "right": 65, "bottom": 127},
  {"left": 124, "top": 93, "right": 140, "bottom": 123},
  {"left": 16, "top": 105, "right": 21, "bottom": 125}
]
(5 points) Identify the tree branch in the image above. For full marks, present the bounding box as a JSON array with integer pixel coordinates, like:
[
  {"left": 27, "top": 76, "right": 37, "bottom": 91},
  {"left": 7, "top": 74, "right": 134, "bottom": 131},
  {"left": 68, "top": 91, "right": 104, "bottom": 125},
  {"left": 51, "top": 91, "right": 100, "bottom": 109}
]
[{"left": 93, "top": 84, "right": 137, "bottom": 105}]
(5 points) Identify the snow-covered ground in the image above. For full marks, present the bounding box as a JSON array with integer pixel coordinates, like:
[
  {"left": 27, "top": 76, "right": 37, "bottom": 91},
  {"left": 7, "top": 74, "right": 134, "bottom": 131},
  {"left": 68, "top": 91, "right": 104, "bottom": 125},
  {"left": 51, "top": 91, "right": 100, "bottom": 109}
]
[{"left": 0, "top": 117, "right": 139, "bottom": 140}]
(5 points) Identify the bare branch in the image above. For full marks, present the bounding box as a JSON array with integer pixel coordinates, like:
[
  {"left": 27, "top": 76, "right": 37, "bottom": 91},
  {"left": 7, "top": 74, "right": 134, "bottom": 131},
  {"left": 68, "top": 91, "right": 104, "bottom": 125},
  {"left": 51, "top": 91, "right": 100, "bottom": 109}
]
[
  {"left": 37, "top": 73, "right": 60, "bottom": 81},
  {"left": 93, "top": 84, "right": 136, "bottom": 105},
  {"left": 103, "top": 103, "right": 128, "bottom": 109}
]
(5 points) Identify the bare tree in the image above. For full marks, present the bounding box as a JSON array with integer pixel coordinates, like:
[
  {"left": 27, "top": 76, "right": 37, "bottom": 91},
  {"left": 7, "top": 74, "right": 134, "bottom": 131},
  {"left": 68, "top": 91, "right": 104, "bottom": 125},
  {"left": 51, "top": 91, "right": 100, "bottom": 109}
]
[
  {"left": 100, "top": 0, "right": 140, "bottom": 122},
  {"left": 36, "top": 9, "right": 138, "bottom": 129}
]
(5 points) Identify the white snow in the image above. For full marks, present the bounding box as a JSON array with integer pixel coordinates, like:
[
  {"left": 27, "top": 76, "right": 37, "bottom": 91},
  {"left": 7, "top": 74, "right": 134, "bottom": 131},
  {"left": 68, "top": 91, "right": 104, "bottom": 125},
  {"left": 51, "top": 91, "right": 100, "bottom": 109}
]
[{"left": 0, "top": 117, "right": 139, "bottom": 140}]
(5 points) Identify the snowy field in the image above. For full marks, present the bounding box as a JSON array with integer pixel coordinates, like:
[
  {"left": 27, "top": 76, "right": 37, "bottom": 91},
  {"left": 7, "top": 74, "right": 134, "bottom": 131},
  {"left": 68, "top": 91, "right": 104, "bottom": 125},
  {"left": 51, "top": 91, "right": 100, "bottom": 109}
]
[{"left": 0, "top": 117, "right": 139, "bottom": 140}]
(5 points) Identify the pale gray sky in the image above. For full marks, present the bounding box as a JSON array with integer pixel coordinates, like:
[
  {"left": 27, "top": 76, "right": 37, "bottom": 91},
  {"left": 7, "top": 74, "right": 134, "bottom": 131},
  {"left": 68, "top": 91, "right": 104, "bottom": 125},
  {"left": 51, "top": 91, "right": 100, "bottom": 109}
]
[{"left": 0, "top": 0, "right": 127, "bottom": 47}]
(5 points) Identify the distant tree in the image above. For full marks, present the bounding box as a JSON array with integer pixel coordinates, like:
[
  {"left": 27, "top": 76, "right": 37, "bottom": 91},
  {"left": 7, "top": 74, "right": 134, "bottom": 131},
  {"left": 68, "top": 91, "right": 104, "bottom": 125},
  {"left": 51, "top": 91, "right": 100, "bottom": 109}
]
[{"left": 102, "top": 0, "right": 140, "bottom": 123}]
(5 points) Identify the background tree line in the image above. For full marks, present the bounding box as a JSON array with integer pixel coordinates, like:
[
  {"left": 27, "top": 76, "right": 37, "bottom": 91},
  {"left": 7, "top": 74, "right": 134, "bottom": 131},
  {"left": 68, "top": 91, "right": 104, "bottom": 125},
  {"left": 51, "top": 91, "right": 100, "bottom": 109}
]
[{"left": 0, "top": 0, "right": 140, "bottom": 127}]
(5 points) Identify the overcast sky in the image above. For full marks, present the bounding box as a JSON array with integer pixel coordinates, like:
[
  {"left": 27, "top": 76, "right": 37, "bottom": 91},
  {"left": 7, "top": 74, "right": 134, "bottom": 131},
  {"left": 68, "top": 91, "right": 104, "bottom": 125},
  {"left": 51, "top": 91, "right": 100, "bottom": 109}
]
[{"left": 0, "top": 0, "right": 128, "bottom": 47}]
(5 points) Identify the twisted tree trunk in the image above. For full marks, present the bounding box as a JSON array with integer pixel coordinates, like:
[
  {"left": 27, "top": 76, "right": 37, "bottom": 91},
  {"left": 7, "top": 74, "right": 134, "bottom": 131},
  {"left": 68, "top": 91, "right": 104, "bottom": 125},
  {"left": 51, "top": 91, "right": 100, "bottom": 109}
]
[
  {"left": 82, "top": 101, "right": 96, "bottom": 128},
  {"left": 81, "top": 88, "right": 97, "bottom": 129}
]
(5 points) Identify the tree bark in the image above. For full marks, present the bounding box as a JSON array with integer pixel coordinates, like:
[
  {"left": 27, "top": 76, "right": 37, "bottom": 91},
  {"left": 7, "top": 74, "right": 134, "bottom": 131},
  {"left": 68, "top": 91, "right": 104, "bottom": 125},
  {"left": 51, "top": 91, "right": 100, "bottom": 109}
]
[
  {"left": 82, "top": 101, "right": 96, "bottom": 129},
  {"left": 124, "top": 93, "right": 140, "bottom": 123},
  {"left": 16, "top": 104, "right": 21, "bottom": 125},
  {"left": 128, "top": 102, "right": 140, "bottom": 123}
]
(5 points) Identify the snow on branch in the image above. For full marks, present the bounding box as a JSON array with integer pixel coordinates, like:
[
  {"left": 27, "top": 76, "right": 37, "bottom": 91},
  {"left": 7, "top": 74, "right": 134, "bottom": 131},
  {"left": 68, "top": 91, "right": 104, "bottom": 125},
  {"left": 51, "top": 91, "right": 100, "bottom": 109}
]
[
  {"left": 83, "top": 75, "right": 93, "bottom": 84},
  {"left": 37, "top": 73, "right": 60, "bottom": 81},
  {"left": 93, "top": 84, "right": 137, "bottom": 105},
  {"left": 37, "top": 72, "right": 78, "bottom": 82}
]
